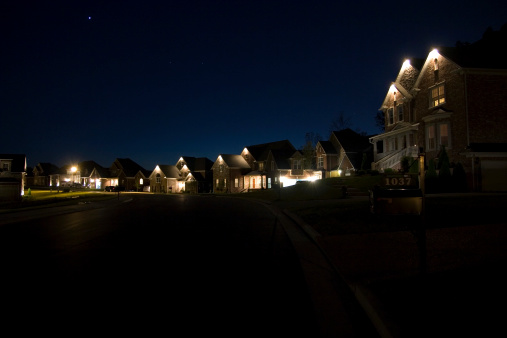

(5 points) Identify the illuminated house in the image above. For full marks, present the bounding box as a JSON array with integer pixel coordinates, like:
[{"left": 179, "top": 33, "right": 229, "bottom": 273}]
[
  {"left": 316, "top": 128, "right": 373, "bottom": 178},
  {"left": 148, "top": 164, "right": 181, "bottom": 193},
  {"left": 212, "top": 140, "right": 321, "bottom": 193},
  {"left": 176, "top": 156, "right": 213, "bottom": 193},
  {"left": 370, "top": 25, "right": 507, "bottom": 191},
  {"left": 107, "top": 158, "right": 150, "bottom": 191},
  {"left": 211, "top": 154, "right": 251, "bottom": 193},
  {"left": 0, "top": 154, "right": 27, "bottom": 201}
]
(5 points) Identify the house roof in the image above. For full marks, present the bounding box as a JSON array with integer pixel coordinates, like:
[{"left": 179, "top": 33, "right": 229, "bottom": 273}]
[
  {"left": 114, "top": 158, "right": 149, "bottom": 177},
  {"left": 0, "top": 154, "right": 26, "bottom": 172},
  {"left": 244, "top": 140, "right": 295, "bottom": 162},
  {"left": 317, "top": 140, "right": 338, "bottom": 155},
  {"left": 34, "top": 162, "right": 59, "bottom": 175},
  {"left": 157, "top": 165, "right": 181, "bottom": 179},
  {"left": 217, "top": 154, "right": 251, "bottom": 169},
  {"left": 437, "top": 25, "right": 507, "bottom": 69},
  {"left": 331, "top": 128, "right": 372, "bottom": 153},
  {"left": 78, "top": 160, "right": 106, "bottom": 177}
]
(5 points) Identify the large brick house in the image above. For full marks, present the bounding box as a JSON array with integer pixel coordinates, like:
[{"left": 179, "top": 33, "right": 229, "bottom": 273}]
[{"left": 370, "top": 25, "right": 507, "bottom": 191}]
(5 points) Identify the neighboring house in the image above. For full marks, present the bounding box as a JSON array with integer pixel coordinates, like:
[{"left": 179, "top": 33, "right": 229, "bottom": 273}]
[
  {"left": 211, "top": 154, "right": 251, "bottom": 193},
  {"left": 369, "top": 25, "right": 507, "bottom": 191},
  {"left": 149, "top": 165, "right": 181, "bottom": 193},
  {"left": 242, "top": 139, "right": 320, "bottom": 189},
  {"left": 212, "top": 140, "right": 321, "bottom": 193},
  {"left": 109, "top": 158, "right": 150, "bottom": 191},
  {"left": 0, "top": 154, "right": 27, "bottom": 201},
  {"left": 316, "top": 129, "right": 373, "bottom": 178},
  {"left": 89, "top": 165, "right": 111, "bottom": 190},
  {"left": 33, "top": 162, "right": 59, "bottom": 186},
  {"left": 78, "top": 160, "right": 107, "bottom": 188},
  {"left": 176, "top": 156, "right": 213, "bottom": 193}
]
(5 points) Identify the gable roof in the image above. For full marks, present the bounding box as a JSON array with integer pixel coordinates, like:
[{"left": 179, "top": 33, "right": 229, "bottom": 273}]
[
  {"left": 113, "top": 158, "right": 149, "bottom": 177},
  {"left": 215, "top": 154, "right": 251, "bottom": 169},
  {"left": 157, "top": 165, "right": 181, "bottom": 179},
  {"left": 437, "top": 25, "right": 507, "bottom": 69},
  {"left": 78, "top": 160, "right": 106, "bottom": 177},
  {"left": 34, "top": 162, "right": 59, "bottom": 175},
  {"left": 244, "top": 140, "right": 296, "bottom": 162},
  {"left": 317, "top": 140, "right": 338, "bottom": 155}
]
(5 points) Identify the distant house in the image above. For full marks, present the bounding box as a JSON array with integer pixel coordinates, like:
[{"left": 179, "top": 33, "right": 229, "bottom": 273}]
[
  {"left": 211, "top": 140, "right": 321, "bottom": 193},
  {"left": 176, "top": 156, "right": 213, "bottom": 193},
  {"left": 211, "top": 154, "right": 251, "bottom": 193},
  {"left": 149, "top": 164, "right": 181, "bottom": 193},
  {"left": 370, "top": 25, "right": 507, "bottom": 191},
  {"left": 316, "top": 128, "right": 373, "bottom": 178},
  {"left": 32, "top": 162, "right": 59, "bottom": 187},
  {"left": 109, "top": 158, "right": 150, "bottom": 191},
  {"left": 0, "top": 154, "right": 27, "bottom": 201}
]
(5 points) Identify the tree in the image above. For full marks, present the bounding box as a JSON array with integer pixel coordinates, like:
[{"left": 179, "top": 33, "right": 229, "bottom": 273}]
[
  {"left": 375, "top": 111, "right": 385, "bottom": 132},
  {"left": 452, "top": 162, "right": 468, "bottom": 192},
  {"left": 438, "top": 146, "right": 452, "bottom": 192},
  {"left": 329, "top": 112, "right": 351, "bottom": 134},
  {"left": 301, "top": 132, "right": 322, "bottom": 170},
  {"left": 425, "top": 158, "right": 438, "bottom": 193}
]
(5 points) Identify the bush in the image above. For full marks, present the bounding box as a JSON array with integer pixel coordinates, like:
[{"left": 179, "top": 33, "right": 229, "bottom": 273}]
[
  {"left": 452, "top": 162, "right": 468, "bottom": 192},
  {"left": 425, "top": 158, "right": 438, "bottom": 193}
]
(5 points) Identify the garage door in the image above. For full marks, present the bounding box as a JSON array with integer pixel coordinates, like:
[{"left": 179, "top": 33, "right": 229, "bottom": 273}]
[{"left": 481, "top": 160, "right": 507, "bottom": 192}]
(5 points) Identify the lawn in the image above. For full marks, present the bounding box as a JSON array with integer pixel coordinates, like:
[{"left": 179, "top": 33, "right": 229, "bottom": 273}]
[{"left": 1, "top": 189, "right": 116, "bottom": 212}]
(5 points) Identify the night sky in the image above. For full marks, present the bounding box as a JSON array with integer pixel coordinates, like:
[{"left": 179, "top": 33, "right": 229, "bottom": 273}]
[{"left": 2, "top": 1, "right": 506, "bottom": 170}]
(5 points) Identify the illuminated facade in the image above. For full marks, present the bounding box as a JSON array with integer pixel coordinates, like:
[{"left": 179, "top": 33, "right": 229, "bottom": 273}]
[{"left": 370, "top": 27, "right": 507, "bottom": 191}]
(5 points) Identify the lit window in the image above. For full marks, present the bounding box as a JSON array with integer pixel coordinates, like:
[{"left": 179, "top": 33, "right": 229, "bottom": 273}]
[
  {"left": 439, "top": 123, "right": 449, "bottom": 148},
  {"left": 216, "top": 179, "right": 219, "bottom": 187},
  {"left": 224, "top": 179, "right": 227, "bottom": 188},
  {"left": 430, "top": 83, "right": 445, "bottom": 107},
  {"left": 139, "top": 178, "right": 143, "bottom": 185},
  {"left": 234, "top": 178, "right": 239, "bottom": 188}
]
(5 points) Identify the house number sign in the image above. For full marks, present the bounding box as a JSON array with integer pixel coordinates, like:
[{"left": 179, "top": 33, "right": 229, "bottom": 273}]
[{"left": 382, "top": 174, "right": 418, "bottom": 188}]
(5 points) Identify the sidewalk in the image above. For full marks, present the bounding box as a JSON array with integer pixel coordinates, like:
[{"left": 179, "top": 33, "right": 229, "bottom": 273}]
[{"left": 279, "top": 194, "right": 507, "bottom": 338}]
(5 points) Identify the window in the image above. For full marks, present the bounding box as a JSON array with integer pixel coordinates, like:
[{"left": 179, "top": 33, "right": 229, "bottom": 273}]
[
  {"left": 259, "top": 162, "right": 264, "bottom": 171},
  {"left": 292, "top": 159, "right": 302, "bottom": 170},
  {"left": 216, "top": 179, "right": 219, "bottom": 187},
  {"left": 427, "top": 125, "right": 436, "bottom": 150},
  {"left": 317, "top": 156, "right": 323, "bottom": 169},
  {"left": 426, "top": 122, "right": 451, "bottom": 151},
  {"left": 268, "top": 178, "right": 271, "bottom": 189},
  {"left": 397, "top": 104, "right": 404, "bottom": 122},
  {"left": 2, "top": 163, "right": 10, "bottom": 171},
  {"left": 234, "top": 178, "right": 239, "bottom": 188},
  {"left": 156, "top": 174, "right": 161, "bottom": 183},
  {"left": 139, "top": 178, "right": 143, "bottom": 185},
  {"left": 219, "top": 164, "right": 224, "bottom": 172},
  {"left": 388, "top": 108, "right": 394, "bottom": 124},
  {"left": 439, "top": 123, "right": 449, "bottom": 148},
  {"left": 224, "top": 179, "right": 227, "bottom": 188},
  {"left": 430, "top": 83, "right": 445, "bottom": 107}
]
